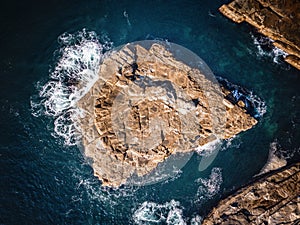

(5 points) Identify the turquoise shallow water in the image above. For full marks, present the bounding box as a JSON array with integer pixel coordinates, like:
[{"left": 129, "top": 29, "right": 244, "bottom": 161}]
[{"left": 1, "top": 0, "right": 299, "bottom": 224}]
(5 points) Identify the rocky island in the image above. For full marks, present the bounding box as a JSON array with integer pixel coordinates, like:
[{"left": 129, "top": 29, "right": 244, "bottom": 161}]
[
  {"left": 202, "top": 162, "right": 300, "bottom": 224},
  {"left": 219, "top": 0, "right": 300, "bottom": 70},
  {"left": 77, "top": 41, "right": 257, "bottom": 187}
]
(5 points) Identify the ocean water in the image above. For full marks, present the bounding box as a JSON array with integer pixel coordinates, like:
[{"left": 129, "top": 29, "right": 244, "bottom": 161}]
[{"left": 1, "top": 0, "right": 299, "bottom": 224}]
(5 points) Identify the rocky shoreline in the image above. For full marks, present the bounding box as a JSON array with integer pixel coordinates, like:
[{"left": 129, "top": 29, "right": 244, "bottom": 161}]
[
  {"left": 219, "top": 0, "right": 300, "bottom": 70},
  {"left": 202, "top": 162, "right": 300, "bottom": 224},
  {"left": 203, "top": 2, "right": 300, "bottom": 223}
]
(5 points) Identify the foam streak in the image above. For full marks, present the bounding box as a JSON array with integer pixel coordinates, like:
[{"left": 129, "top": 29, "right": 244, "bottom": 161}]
[{"left": 32, "top": 29, "right": 111, "bottom": 145}]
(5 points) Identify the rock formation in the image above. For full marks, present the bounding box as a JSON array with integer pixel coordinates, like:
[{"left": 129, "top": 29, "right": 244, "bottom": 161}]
[
  {"left": 202, "top": 162, "right": 300, "bottom": 225},
  {"left": 259, "top": 146, "right": 287, "bottom": 175},
  {"left": 219, "top": 0, "right": 300, "bottom": 70},
  {"left": 77, "top": 41, "right": 257, "bottom": 187}
]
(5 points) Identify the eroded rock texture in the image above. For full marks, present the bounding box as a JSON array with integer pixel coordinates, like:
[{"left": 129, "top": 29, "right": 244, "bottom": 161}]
[
  {"left": 77, "top": 42, "right": 257, "bottom": 187},
  {"left": 219, "top": 0, "right": 300, "bottom": 70},
  {"left": 202, "top": 162, "right": 300, "bottom": 225}
]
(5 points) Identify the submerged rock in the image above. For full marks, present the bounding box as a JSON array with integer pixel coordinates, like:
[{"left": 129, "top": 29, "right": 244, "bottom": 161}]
[
  {"left": 202, "top": 162, "right": 300, "bottom": 225},
  {"left": 77, "top": 41, "right": 257, "bottom": 187},
  {"left": 219, "top": 0, "right": 300, "bottom": 70},
  {"left": 259, "top": 143, "right": 287, "bottom": 175}
]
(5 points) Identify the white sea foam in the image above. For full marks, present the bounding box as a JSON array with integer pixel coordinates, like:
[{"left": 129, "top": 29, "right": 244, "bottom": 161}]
[
  {"left": 31, "top": 29, "right": 112, "bottom": 145},
  {"left": 71, "top": 166, "right": 139, "bottom": 215},
  {"left": 222, "top": 136, "right": 240, "bottom": 149},
  {"left": 250, "top": 33, "right": 288, "bottom": 65},
  {"left": 275, "top": 139, "right": 298, "bottom": 160},
  {"left": 133, "top": 200, "right": 186, "bottom": 225},
  {"left": 216, "top": 76, "right": 267, "bottom": 119},
  {"left": 123, "top": 10, "right": 132, "bottom": 27},
  {"left": 248, "top": 91, "right": 267, "bottom": 118},
  {"left": 132, "top": 200, "right": 205, "bottom": 225},
  {"left": 195, "top": 167, "right": 223, "bottom": 201},
  {"left": 195, "top": 139, "right": 222, "bottom": 171},
  {"left": 195, "top": 139, "right": 222, "bottom": 156},
  {"left": 190, "top": 215, "right": 202, "bottom": 225}
]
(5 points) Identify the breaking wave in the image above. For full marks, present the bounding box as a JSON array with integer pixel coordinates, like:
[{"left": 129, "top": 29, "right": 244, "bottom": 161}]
[
  {"left": 217, "top": 76, "right": 267, "bottom": 119},
  {"left": 195, "top": 139, "right": 222, "bottom": 156},
  {"left": 132, "top": 200, "right": 204, "bottom": 225},
  {"left": 73, "top": 169, "right": 138, "bottom": 204},
  {"left": 250, "top": 33, "right": 288, "bottom": 66},
  {"left": 190, "top": 215, "right": 202, "bottom": 225},
  {"left": 31, "top": 29, "right": 112, "bottom": 145},
  {"left": 132, "top": 200, "right": 186, "bottom": 225},
  {"left": 130, "top": 169, "right": 222, "bottom": 223}
]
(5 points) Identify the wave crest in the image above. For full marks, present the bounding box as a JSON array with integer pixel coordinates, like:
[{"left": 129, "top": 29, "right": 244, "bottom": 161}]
[
  {"left": 132, "top": 200, "right": 185, "bottom": 225},
  {"left": 31, "top": 29, "right": 112, "bottom": 145},
  {"left": 250, "top": 33, "right": 288, "bottom": 66}
]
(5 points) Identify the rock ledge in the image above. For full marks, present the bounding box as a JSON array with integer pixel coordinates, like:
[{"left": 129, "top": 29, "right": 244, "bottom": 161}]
[
  {"left": 202, "top": 162, "right": 300, "bottom": 225},
  {"left": 219, "top": 0, "right": 300, "bottom": 70}
]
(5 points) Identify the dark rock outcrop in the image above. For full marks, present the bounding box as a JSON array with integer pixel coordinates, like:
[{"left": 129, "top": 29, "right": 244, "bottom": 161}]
[
  {"left": 219, "top": 0, "right": 300, "bottom": 70},
  {"left": 202, "top": 162, "right": 300, "bottom": 225}
]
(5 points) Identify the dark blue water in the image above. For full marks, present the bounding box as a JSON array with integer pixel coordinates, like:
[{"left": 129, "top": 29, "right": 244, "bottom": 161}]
[{"left": 1, "top": 0, "right": 299, "bottom": 224}]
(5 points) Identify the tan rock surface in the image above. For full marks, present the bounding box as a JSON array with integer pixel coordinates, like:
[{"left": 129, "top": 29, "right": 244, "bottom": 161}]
[
  {"left": 77, "top": 41, "right": 257, "bottom": 187},
  {"left": 219, "top": 0, "right": 300, "bottom": 70},
  {"left": 202, "top": 162, "right": 300, "bottom": 225}
]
